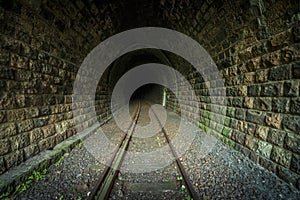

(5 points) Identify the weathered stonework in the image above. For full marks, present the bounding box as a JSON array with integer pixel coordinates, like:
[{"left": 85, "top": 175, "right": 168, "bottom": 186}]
[
  {"left": 162, "top": 0, "right": 300, "bottom": 189},
  {"left": 0, "top": 0, "right": 113, "bottom": 176},
  {"left": 0, "top": 0, "right": 299, "bottom": 191}
]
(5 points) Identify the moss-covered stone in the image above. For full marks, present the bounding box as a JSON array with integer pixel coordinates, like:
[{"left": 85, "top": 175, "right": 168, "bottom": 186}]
[
  {"left": 222, "top": 126, "right": 231, "bottom": 134},
  {"left": 271, "top": 146, "right": 292, "bottom": 167},
  {"left": 256, "top": 141, "right": 272, "bottom": 159}
]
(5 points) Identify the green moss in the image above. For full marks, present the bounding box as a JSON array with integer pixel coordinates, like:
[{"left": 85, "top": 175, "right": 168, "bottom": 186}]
[
  {"left": 203, "top": 125, "right": 209, "bottom": 132},
  {"left": 55, "top": 156, "right": 65, "bottom": 167},
  {"left": 224, "top": 117, "right": 231, "bottom": 126},
  {"left": 16, "top": 169, "right": 47, "bottom": 194},
  {"left": 224, "top": 138, "right": 235, "bottom": 147},
  {"left": 218, "top": 133, "right": 224, "bottom": 141},
  {"left": 222, "top": 127, "right": 232, "bottom": 137},
  {"left": 0, "top": 191, "right": 10, "bottom": 200},
  {"left": 227, "top": 107, "right": 236, "bottom": 117},
  {"left": 204, "top": 118, "right": 210, "bottom": 126},
  {"left": 203, "top": 110, "right": 210, "bottom": 118},
  {"left": 199, "top": 124, "right": 206, "bottom": 131}
]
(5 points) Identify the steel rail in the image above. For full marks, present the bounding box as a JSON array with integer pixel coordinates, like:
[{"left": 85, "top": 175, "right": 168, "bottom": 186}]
[
  {"left": 88, "top": 101, "right": 141, "bottom": 200},
  {"left": 89, "top": 101, "right": 199, "bottom": 200},
  {"left": 148, "top": 102, "right": 200, "bottom": 200}
]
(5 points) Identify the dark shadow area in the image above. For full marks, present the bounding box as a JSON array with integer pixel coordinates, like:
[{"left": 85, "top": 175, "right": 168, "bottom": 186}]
[{"left": 130, "top": 83, "right": 164, "bottom": 104}]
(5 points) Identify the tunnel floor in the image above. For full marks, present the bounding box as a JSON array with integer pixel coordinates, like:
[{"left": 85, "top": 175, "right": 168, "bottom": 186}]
[{"left": 13, "top": 102, "right": 300, "bottom": 200}]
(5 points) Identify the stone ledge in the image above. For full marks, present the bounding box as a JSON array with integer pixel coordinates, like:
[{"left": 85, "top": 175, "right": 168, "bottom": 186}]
[{"left": 0, "top": 117, "right": 111, "bottom": 195}]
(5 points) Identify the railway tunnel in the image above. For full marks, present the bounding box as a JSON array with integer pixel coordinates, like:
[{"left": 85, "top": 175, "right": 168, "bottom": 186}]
[{"left": 0, "top": 0, "right": 300, "bottom": 199}]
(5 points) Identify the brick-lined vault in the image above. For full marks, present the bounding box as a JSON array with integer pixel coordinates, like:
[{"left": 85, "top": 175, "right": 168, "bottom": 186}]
[{"left": 0, "top": 0, "right": 299, "bottom": 190}]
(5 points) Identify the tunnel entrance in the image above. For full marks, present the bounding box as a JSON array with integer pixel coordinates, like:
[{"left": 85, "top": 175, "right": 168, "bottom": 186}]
[{"left": 130, "top": 84, "right": 164, "bottom": 105}]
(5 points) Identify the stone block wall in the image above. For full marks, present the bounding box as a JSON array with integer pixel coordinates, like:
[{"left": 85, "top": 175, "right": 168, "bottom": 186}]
[
  {"left": 161, "top": 0, "right": 300, "bottom": 189},
  {"left": 0, "top": 0, "right": 299, "bottom": 190},
  {"left": 0, "top": 1, "right": 116, "bottom": 175}
]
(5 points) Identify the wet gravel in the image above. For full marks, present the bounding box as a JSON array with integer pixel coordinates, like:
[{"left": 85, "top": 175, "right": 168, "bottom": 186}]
[
  {"left": 13, "top": 113, "right": 128, "bottom": 200},
  {"left": 181, "top": 133, "right": 300, "bottom": 199},
  {"left": 111, "top": 103, "right": 186, "bottom": 200},
  {"left": 14, "top": 102, "right": 300, "bottom": 199},
  {"left": 14, "top": 144, "right": 105, "bottom": 200}
]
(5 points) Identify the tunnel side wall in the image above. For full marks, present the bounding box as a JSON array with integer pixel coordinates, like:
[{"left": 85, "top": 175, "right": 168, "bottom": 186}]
[
  {"left": 0, "top": 0, "right": 299, "bottom": 190},
  {"left": 163, "top": 0, "right": 300, "bottom": 188},
  {"left": 0, "top": 1, "right": 115, "bottom": 175}
]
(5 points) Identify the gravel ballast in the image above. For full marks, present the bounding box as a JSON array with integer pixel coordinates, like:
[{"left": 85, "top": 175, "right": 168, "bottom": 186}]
[{"left": 12, "top": 103, "right": 300, "bottom": 199}]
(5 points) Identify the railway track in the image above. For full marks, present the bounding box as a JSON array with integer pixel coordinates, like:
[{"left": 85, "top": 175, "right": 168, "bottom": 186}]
[
  {"left": 89, "top": 101, "right": 199, "bottom": 200},
  {"left": 148, "top": 102, "right": 200, "bottom": 200}
]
